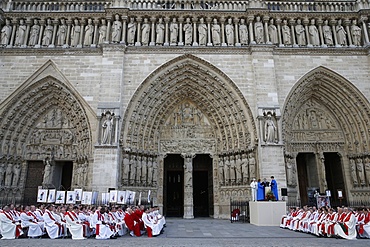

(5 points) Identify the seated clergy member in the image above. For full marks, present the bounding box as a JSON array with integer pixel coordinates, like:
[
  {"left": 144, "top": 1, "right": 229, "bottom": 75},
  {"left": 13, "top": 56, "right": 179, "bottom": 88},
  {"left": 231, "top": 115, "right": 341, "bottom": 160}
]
[
  {"left": 91, "top": 206, "right": 114, "bottom": 239},
  {"left": 43, "top": 205, "right": 64, "bottom": 239},
  {"left": 142, "top": 208, "right": 162, "bottom": 237},
  {"left": 356, "top": 207, "right": 370, "bottom": 238},
  {"left": 334, "top": 207, "right": 357, "bottom": 240},
  {"left": 124, "top": 207, "right": 141, "bottom": 237},
  {"left": 0, "top": 205, "right": 23, "bottom": 239},
  {"left": 20, "top": 205, "right": 43, "bottom": 238},
  {"left": 65, "top": 206, "right": 86, "bottom": 240}
]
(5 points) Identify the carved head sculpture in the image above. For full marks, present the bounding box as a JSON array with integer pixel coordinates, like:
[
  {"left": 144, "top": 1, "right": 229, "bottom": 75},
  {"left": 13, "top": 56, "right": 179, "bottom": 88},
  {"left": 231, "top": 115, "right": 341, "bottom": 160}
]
[{"left": 115, "top": 14, "right": 120, "bottom": 21}]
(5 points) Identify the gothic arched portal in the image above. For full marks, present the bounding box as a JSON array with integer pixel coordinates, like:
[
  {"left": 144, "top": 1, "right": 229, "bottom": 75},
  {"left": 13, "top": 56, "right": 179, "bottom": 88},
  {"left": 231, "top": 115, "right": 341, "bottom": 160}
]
[
  {"left": 120, "top": 54, "right": 257, "bottom": 218},
  {"left": 282, "top": 66, "right": 370, "bottom": 205},
  {"left": 0, "top": 60, "right": 94, "bottom": 203}
]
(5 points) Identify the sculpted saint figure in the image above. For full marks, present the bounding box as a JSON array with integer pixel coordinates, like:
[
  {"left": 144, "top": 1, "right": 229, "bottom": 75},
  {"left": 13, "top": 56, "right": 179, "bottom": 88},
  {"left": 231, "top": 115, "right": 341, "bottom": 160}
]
[
  {"left": 43, "top": 159, "right": 52, "bottom": 185},
  {"left": 111, "top": 15, "right": 122, "bottom": 43},
  {"left": 71, "top": 19, "right": 81, "bottom": 47},
  {"left": 12, "top": 163, "right": 21, "bottom": 186},
  {"left": 98, "top": 19, "right": 107, "bottom": 44},
  {"left": 84, "top": 18, "right": 94, "bottom": 46},
  {"left": 309, "top": 19, "right": 320, "bottom": 46},
  {"left": 0, "top": 163, "right": 5, "bottom": 185},
  {"left": 239, "top": 19, "right": 248, "bottom": 45},
  {"left": 127, "top": 18, "right": 137, "bottom": 45},
  {"left": 264, "top": 113, "right": 276, "bottom": 143},
  {"left": 141, "top": 18, "right": 150, "bottom": 45},
  {"left": 322, "top": 20, "right": 333, "bottom": 46},
  {"left": 15, "top": 19, "right": 26, "bottom": 46},
  {"left": 225, "top": 18, "right": 234, "bottom": 46},
  {"left": 1, "top": 19, "right": 12, "bottom": 46},
  {"left": 122, "top": 153, "right": 130, "bottom": 183},
  {"left": 223, "top": 156, "right": 230, "bottom": 185},
  {"left": 28, "top": 19, "right": 40, "bottom": 46},
  {"left": 102, "top": 112, "right": 113, "bottom": 145},
  {"left": 147, "top": 156, "right": 153, "bottom": 185},
  {"left": 156, "top": 18, "right": 165, "bottom": 45},
  {"left": 141, "top": 156, "right": 147, "bottom": 185},
  {"left": 356, "top": 158, "right": 366, "bottom": 186},
  {"left": 42, "top": 19, "right": 53, "bottom": 46},
  {"left": 254, "top": 16, "right": 264, "bottom": 44},
  {"left": 198, "top": 18, "right": 207, "bottom": 46},
  {"left": 57, "top": 18, "right": 67, "bottom": 46},
  {"left": 350, "top": 20, "right": 361, "bottom": 46},
  {"left": 184, "top": 156, "right": 193, "bottom": 187},
  {"left": 281, "top": 20, "right": 291, "bottom": 45},
  {"left": 4, "top": 164, "right": 13, "bottom": 186},
  {"left": 364, "top": 157, "right": 370, "bottom": 186},
  {"left": 170, "top": 18, "right": 178, "bottom": 44},
  {"left": 183, "top": 18, "right": 192, "bottom": 45},
  {"left": 248, "top": 153, "right": 256, "bottom": 180},
  {"left": 336, "top": 19, "right": 347, "bottom": 46},
  {"left": 218, "top": 158, "right": 224, "bottom": 185},
  {"left": 268, "top": 19, "right": 278, "bottom": 44},
  {"left": 211, "top": 19, "right": 221, "bottom": 46},
  {"left": 295, "top": 19, "right": 306, "bottom": 46},
  {"left": 129, "top": 155, "right": 137, "bottom": 185},
  {"left": 350, "top": 158, "right": 358, "bottom": 186}
]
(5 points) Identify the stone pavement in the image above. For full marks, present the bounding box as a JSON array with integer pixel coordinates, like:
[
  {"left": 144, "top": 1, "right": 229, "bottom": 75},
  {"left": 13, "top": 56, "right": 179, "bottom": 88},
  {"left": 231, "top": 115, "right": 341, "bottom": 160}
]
[{"left": 1, "top": 218, "right": 368, "bottom": 247}]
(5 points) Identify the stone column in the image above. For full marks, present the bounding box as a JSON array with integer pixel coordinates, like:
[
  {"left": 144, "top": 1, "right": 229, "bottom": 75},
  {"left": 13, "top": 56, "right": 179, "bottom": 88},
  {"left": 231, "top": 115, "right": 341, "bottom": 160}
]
[
  {"left": 78, "top": 18, "right": 85, "bottom": 48},
  {"left": 344, "top": 18, "right": 353, "bottom": 47},
  {"left": 303, "top": 17, "right": 311, "bottom": 47},
  {"left": 106, "top": 16, "right": 112, "bottom": 43},
  {"left": 9, "top": 18, "right": 17, "bottom": 47},
  {"left": 36, "top": 19, "right": 45, "bottom": 48},
  {"left": 316, "top": 152, "right": 327, "bottom": 193},
  {"left": 164, "top": 17, "right": 170, "bottom": 46},
  {"left": 157, "top": 154, "right": 165, "bottom": 214},
  {"left": 330, "top": 19, "right": 338, "bottom": 46},
  {"left": 24, "top": 18, "right": 31, "bottom": 47},
  {"left": 263, "top": 16, "right": 270, "bottom": 44},
  {"left": 181, "top": 153, "right": 195, "bottom": 219},
  {"left": 248, "top": 15, "right": 255, "bottom": 44},
  {"left": 220, "top": 17, "right": 226, "bottom": 46},
  {"left": 66, "top": 19, "right": 72, "bottom": 47},
  {"left": 150, "top": 17, "right": 156, "bottom": 46},
  {"left": 317, "top": 18, "right": 325, "bottom": 47},
  {"left": 92, "top": 19, "right": 99, "bottom": 47},
  {"left": 206, "top": 17, "right": 212, "bottom": 46},
  {"left": 212, "top": 154, "right": 220, "bottom": 218},
  {"left": 135, "top": 17, "right": 142, "bottom": 46},
  {"left": 289, "top": 18, "right": 297, "bottom": 47},
  {"left": 276, "top": 18, "right": 282, "bottom": 46},
  {"left": 192, "top": 17, "right": 198, "bottom": 46},
  {"left": 178, "top": 17, "right": 184, "bottom": 46},
  {"left": 121, "top": 16, "right": 127, "bottom": 44},
  {"left": 51, "top": 19, "right": 58, "bottom": 48},
  {"left": 361, "top": 17, "right": 370, "bottom": 44},
  {"left": 234, "top": 18, "right": 240, "bottom": 46}
]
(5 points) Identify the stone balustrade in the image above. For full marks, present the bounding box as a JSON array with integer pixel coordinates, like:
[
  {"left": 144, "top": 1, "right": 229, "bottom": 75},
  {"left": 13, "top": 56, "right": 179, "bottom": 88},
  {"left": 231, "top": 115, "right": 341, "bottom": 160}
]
[{"left": 266, "top": 0, "right": 358, "bottom": 12}]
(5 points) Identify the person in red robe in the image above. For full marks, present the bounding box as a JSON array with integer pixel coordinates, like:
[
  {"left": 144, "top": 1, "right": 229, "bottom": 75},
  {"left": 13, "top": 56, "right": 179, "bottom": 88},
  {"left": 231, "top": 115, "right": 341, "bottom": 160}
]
[{"left": 124, "top": 207, "right": 141, "bottom": 237}]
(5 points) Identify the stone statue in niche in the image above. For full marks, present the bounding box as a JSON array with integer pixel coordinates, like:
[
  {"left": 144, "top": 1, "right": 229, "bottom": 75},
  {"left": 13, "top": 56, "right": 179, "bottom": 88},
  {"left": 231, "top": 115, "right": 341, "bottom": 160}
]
[
  {"left": 364, "top": 157, "right": 370, "bottom": 186},
  {"left": 184, "top": 155, "right": 193, "bottom": 187},
  {"left": 264, "top": 112, "right": 277, "bottom": 143},
  {"left": 268, "top": 19, "right": 278, "bottom": 44},
  {"left": 356, "top": 158, "right": 365, "bottom": 186},
  {"left": 42, "top": 19, "right": 53, "bottom": 46},
  {"left": 156, "top": 18, "right": 165, "bottom": 45},
  {"left": 248, "top": 152, "right": 256, "bottom": 180},
  {"left": 111, "top": 14, "right": 122, "bottom": 43},
  {"left": 295, "top": 19, "right": 306, "bottom": 46},
  {"left": 1, "top": 19, "right": 12, "bottom": 46},
  {"left": 141, "top": 18, "right": 150, "bottom": 45},
  {"left": 198, "top": 18, "right": 207, "bottom": 46},
  {"left": 239, "top": 19, "right": 248, "bottom": 45},
  {"left": 225, "top": 18, "right": 234, "bottom": 46},
  {"left": 4, "top": 163, "right": 13, "bottom": 186},
  {"left": 12, "top": 163, "right": 21, "bottom": 187},
  {"left": 98, "top": 19, "right": 107, "bottom": 44},
  {"left": 281, "top": 20, "right": 291, "bottom": 45},
  {"left": 152, "top": 156, "right": 158, "bottom": 185},
  {"left": 336, "top": 19, "right": 347, "bottom": 46},
  {"left": 211, "top": 19, "right": 221, "bottom": 46},
  {"left": 122, "top": 152, "right": 130, "bottom": 183},
  {"left": 57, "top": 18, "right": 67, "bottom": 46},
  {"left": 0, "top": 163, "right": 5, "bottom": 186},
  {"left": 42, "top": 158, "right": 53, "bottom": 186},
  {"left": 235, "top": 154, "right": 242, "bottom": 184},
  {"left": 84, "top": 18, "right": 94, "bottom": 46},
  {"left": 218, "top": 157, "right": 224, "bottom": 185},
  {"left": 141, "top": 156, "right": 147, "bottom": 185},
  {"left": 323, "top": 20, "right": 333, "bottom": 46},
  {"left": 223, "top": 156, "right": 230, "bottom": 185},
  {"left": 350, "top": 20, "right": 361, "bottom": 46},
  {"left": 147, "top": 156, "right": 153, "bottom": 185},
  {"left": 15, "top": 19, "right": 26, "bottom": 46},
  {"left": 318, "top": 153, "right": 327, "bottom": 189},
  {"left": 101, "top": 112, "right": 114, "bottom": 145},
  {"left": 28, "top": 19, "right": 40, "bottom": 46},
  {"left": 183, "top": 18, "right": 192, "bottom": 46},
  {"left": 286, "top": 158, "right": 297, "bottom": 187},
  {"left": 309, "top": 19, "right": 320, "bottom": 46},
  {"left": 241, "top": 153, "right": 249, "bottom": 184},
  {"left": 229, "top": 155, "right": 236, "bottom": 184},
  {"left": 169, "top": 18, "right": 178, "bottom": 44},
  {"left": 254, "top": 16, "right": 264, "bottom": 44},
  {"left": 129, "top": 155, "right": 137, "bottom": 185},
  {"left": 136, "top": 155, "right": 142, "bottom": 184},
  {"left": 81, "top": 161, "right": 88, "bottom": 186},
  {"left": 71, "top": 19, "right": 81, "bottom": 47},
  {"left": 350, "top": 158, "right": 358, "bottom": 186},
  {"left": 127, "top": 18, "right": 137, "bottom": 45}
]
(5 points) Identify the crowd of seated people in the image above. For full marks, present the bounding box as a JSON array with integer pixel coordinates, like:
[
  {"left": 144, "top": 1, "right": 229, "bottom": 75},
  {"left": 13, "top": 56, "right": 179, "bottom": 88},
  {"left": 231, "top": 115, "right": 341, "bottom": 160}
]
[
  {"left": 0, "top": 203, "right": 165, "bottom": 240},
  {"left": 280, "top": 205, "right": 370, "bottom": 240}
]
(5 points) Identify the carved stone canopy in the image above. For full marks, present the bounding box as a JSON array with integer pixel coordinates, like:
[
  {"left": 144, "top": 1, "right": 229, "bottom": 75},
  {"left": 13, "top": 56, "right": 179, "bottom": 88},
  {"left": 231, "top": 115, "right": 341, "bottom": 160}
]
[{"left": 120, "top": 54, "right": 257, "bottom": 154}]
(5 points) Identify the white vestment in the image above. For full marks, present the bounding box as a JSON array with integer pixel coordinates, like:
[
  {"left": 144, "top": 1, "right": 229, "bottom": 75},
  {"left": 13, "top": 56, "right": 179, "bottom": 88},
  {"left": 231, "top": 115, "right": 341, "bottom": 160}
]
[
  {"left": 43, "top": 210, "right": 62, "bottom": 239},
  {"left": 0, "top": 212, "right": 18, "bottom": 239},
  {"left": 91, "top": 211, "right": 113, "bottom": 239},
  {"left": 142, "top": 212, "right": 162, "bottom": 236},
  {"left": 65, "top": 211, "right": 85, "bottom": 240},
  {"left": 334, "top": 213, "right": 357, "bottom": 240},
  {"left": 20, "top": 212, "right": 43, "bottom": 237},
  {"left": 250, "top": 181, "right": 257, "bottom": 201}
]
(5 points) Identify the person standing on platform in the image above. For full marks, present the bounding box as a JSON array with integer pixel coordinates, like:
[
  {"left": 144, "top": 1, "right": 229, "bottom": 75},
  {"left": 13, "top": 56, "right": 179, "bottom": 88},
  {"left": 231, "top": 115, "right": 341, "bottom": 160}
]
[
  {"left": 250, "top": 178, "right": 257, "bottom": 201},
  {"left": 271, "top": 176, "right": 279, "bottom": 200},
  {"left": 257, "top": 179, "right": 265, "bottom": 201}
]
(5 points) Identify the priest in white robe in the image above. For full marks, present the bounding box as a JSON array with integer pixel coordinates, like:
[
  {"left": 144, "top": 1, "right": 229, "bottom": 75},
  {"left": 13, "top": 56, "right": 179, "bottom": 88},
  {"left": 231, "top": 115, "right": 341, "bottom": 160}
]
[
  {"left": 334, "top": 208, "right": 357, "bottom": 240},
  {"left": 43, "top": 205, "right": 63, "bottom": 239},
  {"left": 0, "top": 206, "right": 23, "bottom": 239},
  {"left": 91, "top": 207, "right": 114, "bottom": 240},
  {"left": 20, "top": 205, "right": 43, "bottom": 238},
  {"left": 65, "top": 206, "right": 85, "bottom": 240}
]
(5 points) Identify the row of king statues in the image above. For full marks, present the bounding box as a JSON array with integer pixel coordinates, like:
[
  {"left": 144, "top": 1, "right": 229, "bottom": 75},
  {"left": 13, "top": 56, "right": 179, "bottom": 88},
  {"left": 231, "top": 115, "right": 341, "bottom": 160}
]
[{"left": 1, "top": 15, "right": 368, "bottom": 48}]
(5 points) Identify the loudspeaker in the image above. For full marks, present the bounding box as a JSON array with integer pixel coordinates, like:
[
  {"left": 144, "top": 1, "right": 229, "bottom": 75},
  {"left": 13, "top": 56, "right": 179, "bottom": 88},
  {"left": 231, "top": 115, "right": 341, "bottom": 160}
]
[{"left": 281, "top": 188, "right": 288, "bottom": 196}]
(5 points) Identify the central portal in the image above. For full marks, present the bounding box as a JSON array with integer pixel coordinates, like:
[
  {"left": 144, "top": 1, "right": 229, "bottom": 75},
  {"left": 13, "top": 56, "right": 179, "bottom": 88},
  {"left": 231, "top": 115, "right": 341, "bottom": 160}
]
[{"left": 163, "top": 153, "right": 213, "bottom": 218}]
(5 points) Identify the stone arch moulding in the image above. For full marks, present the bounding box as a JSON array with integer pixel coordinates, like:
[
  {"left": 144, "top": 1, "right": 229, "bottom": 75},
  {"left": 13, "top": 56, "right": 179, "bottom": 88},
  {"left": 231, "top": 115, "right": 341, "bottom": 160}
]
[
  {"left": 0, "top": 60, "right": 96, "bottom": 192},
  {"left": 281, "top": 66, "right": 370, "bottom": 197},
  {"left": 120, "top": 54, "right": 258, "bottom": 155}
]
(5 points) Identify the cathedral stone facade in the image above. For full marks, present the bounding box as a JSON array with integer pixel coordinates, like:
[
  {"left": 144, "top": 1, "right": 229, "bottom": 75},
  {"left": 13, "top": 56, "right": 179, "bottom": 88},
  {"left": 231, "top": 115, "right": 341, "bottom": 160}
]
[{"left": 0, "top": 0, "right": 370, "bottom": 218}]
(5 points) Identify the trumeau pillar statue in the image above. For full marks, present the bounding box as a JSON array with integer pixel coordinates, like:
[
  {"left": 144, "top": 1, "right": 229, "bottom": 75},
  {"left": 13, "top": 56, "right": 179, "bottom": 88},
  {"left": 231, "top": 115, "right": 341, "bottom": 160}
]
[
  {"left": 181, "top": 153, "right": 195, "bottom": 219},
  {"left": 316, "top": 152, "right": 327, "bottom": 193}
]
